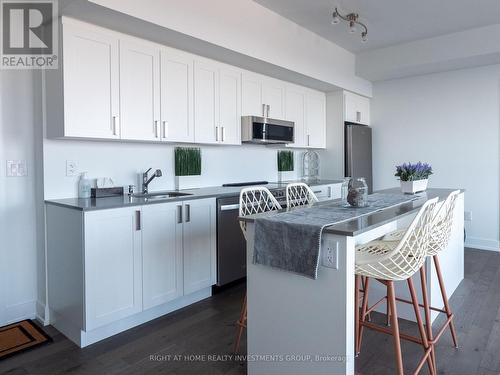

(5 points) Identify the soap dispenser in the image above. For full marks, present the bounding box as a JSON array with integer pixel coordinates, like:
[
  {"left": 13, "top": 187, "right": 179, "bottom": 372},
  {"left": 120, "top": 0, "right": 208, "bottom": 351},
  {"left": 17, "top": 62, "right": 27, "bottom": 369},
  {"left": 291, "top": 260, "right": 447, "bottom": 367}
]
[{"left": 78, "top": 172, "right": 92, "bottom": 198}]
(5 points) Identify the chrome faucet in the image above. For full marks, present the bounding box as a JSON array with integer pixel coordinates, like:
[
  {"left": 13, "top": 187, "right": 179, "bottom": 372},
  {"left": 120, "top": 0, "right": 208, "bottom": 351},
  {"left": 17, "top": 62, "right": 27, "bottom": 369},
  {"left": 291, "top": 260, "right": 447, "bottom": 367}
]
[{"left": 142, "top": 168, "right": 162, "bottom": 194}]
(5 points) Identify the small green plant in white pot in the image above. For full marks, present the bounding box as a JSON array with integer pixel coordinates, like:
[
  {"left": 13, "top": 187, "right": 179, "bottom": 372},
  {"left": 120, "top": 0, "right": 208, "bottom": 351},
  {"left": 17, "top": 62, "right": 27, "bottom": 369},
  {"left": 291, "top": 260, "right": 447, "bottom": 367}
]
[{"left": 395, "top": 162, "right": 433, "bottom": 194}]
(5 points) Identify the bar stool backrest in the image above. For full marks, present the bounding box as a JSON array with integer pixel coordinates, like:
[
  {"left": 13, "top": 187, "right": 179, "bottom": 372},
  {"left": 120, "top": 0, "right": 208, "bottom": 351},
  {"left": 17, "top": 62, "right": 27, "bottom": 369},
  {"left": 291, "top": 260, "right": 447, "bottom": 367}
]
[
  {"left": 358, "top": 197, "right": 439, "bottom": 280},
  {"left": 428, "top": 190, "right": 461, "bottom": 256},
  {"left": 239, "top": 187, "right": 282, "bottom": 239},
  {"left": 286, "top": 182, "right": 319, "bottom": 208}
]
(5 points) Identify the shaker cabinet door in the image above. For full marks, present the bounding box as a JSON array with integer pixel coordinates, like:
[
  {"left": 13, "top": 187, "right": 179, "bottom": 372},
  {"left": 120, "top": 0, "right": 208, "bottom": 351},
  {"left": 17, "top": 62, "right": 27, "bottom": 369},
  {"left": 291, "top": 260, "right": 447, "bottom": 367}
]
[
  {"left": 219, "top": 67, "right": 241, "bottom": 145},
  {"left": 183, "top": 199, "right": 216, "bottom": 295},
  {"left": 120, "top": 39, "right": 161, "bottom": 141},
  {"left": 142, "top": 202, "right": 183, "bottom": 309},
  {"left": 194, "top": 60, "right": 220, "bottom": 144},
  {"left": 62, "top": 23, "right": 120, "bottom": 139},
  {"left": 305, "top": 92, "right": 326, "bottom": 149},
  {"left": 160, "top": 48, "right": 194, "bottom": 143},
  {"left": 84, "top": 207, "right": 142, "bottom": 330}
]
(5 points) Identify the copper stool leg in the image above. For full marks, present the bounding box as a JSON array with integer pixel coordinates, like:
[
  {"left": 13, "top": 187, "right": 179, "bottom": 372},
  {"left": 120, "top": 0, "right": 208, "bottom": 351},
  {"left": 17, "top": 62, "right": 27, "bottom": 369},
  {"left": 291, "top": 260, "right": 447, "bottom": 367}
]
[
  {"left": 387, "top": 281, "right": 404, "bottom": 375},
  {"left": 433, "top": 255, "right": 459, "bottom": 348},
  {"left": 419, "top": 266, "right": 436, "bottom": 372},
  {"left": 357, "top": 276, "right": 371, "bottom": 354},
  {"left": 234, "top": 292, "right": 247, "bottom": 353},
  {"left": 408, "top": 277, "right": 436, "bottom": 375},
  {"left": 355, "top": 275, "right": 361, "bottom": 356}
]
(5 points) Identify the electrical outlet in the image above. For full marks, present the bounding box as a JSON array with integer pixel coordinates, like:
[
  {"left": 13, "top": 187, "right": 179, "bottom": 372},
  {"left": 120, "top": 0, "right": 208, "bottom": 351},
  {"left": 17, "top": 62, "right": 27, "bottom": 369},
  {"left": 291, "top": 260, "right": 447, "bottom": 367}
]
[
  {"left": 322, "top": 240, "right": 339, "bottom": 269},
  {"left": 464, "top": 211, "right": 472, "bottom": 221},
  {"left": 66, "top": 160, "right": 78, "bottom": 177},
  {"left": 6, "top": 160, "right": 27, "bottom": 177}
]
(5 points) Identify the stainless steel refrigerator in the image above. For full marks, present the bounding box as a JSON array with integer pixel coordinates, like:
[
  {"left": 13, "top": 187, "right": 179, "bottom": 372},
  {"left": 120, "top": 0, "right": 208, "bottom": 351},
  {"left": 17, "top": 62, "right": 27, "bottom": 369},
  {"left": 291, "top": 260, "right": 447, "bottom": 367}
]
[{"left": 345, "top": 122, "right": 373, "bottom": 193}]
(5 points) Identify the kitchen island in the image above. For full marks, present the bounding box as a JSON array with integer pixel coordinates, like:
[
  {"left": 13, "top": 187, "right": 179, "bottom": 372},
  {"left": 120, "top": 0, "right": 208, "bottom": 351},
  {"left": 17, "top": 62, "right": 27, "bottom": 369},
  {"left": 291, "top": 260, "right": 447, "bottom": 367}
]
[{"left": 240, "top": 188, "right": 464, "bottom": 375}]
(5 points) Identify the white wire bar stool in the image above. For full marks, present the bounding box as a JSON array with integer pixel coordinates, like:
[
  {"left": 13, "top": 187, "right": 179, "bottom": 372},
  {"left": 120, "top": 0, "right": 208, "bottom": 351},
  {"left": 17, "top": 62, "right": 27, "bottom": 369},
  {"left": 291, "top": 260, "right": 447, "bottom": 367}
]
[
  {"left": 233, "top": 187, "right": 282, "bottom": 353},
  {"left": 355, "top": 197, "right": 439, "bottom": 375},
  {"left": 285, "top": 182, "right": 319, "bottom": 208}
]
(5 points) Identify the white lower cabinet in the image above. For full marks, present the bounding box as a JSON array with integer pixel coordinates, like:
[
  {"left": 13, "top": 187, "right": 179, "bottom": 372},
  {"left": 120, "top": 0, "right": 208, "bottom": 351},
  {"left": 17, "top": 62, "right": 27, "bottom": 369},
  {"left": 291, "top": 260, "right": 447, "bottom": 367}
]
[
  {"left": 183, "top": 199, "right": 217, "bottom": 294},
  {"left": 142, "top": 198, "right": 216, "bottom": 308},
  {"left": 47, "top": 198, "right": 216, "bottom": 347},
  {"left": 142, "top": 202, "right": 183, "bottom": 309},
  {"left": 84, "top": 207, "right": 143, "bottom": 330}
]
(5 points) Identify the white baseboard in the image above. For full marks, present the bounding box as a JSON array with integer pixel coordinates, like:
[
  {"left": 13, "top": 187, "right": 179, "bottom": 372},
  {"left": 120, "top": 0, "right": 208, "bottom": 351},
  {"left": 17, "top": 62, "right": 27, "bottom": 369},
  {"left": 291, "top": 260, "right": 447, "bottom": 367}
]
[
  {"left": 465, "top": 237, "right": 500, "bottom": 252},
  {"left": 1, "top": 300, "right": 36, "bottom": 326}
]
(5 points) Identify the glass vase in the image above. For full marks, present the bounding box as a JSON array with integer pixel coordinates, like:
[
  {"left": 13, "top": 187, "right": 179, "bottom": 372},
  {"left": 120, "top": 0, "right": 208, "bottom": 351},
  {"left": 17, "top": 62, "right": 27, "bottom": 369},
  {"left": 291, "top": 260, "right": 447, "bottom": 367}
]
[{"left": 346, "top": 177, "right": 369, "bottom": 208}]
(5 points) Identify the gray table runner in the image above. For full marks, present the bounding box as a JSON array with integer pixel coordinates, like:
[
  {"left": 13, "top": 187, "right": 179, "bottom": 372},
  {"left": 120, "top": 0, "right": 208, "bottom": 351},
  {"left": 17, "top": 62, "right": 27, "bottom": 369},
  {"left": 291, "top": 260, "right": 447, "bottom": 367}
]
[{"left": 253, "top": 193, "right": 418, "bottom": 279}]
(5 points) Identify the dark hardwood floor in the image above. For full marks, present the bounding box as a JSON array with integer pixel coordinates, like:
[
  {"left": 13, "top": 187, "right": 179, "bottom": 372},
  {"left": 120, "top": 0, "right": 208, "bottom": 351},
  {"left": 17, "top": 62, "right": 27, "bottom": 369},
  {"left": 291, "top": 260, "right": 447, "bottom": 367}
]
[{"left": 1, "top": 248, "right": 499, "bottom": 375}]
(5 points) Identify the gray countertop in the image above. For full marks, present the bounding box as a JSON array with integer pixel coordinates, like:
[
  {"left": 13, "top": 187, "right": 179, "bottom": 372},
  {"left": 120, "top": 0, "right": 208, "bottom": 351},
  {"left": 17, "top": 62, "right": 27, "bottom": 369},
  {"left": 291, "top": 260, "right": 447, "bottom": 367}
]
[
  {"left": 240, "top": 188, "right": 464, "bottom": 237},
  {"left": 44, "top": 179, "right": 344, "bottom": 211}
]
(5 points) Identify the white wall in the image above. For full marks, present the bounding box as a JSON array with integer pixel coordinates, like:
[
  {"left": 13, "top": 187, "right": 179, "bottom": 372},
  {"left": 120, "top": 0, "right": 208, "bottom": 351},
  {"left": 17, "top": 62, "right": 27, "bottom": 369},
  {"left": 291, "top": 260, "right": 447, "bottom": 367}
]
[
  {"left": 0, "top": 70, "right": 44, "bottom": 325},
  {"left": 371, "top": 64, "right": 500, "bottom": 250},
  {"left": 43, "top": 140, "right": 302, "bottom": 199}
]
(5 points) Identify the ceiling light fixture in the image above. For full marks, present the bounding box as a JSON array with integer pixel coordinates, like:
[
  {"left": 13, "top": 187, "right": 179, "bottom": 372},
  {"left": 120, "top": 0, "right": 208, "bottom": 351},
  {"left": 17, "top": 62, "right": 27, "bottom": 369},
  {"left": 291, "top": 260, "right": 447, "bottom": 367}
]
[{"left": 331, "top": 7, "right": 368, "bottom": 43}]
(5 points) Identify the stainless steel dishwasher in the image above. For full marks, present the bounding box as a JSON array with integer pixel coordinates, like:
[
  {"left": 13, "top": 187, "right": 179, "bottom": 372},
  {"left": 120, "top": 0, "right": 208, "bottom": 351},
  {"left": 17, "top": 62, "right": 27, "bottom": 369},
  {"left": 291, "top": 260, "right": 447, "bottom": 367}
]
[{"left": 216, "top": 196, "right": 247, "bottom": 286}]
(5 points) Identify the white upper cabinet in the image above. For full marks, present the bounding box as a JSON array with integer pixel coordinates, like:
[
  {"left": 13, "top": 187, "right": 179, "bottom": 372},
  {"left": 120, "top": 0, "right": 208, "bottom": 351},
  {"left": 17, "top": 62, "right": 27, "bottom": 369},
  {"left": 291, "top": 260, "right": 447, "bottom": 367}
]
[
  {"left": 305, "top": 91, "right": 327, "bottom": 149},
  {"left": 284, "top": 86, "right": 306, "bottom": 148},
  {"left": 62, "top": 23, "right": 120, "bottom": 139},
  {"left": 218, "top": 66, "right": 242, "bottom": 145},
  {"left": 49, "top": 19, "right": 328, "bottom": 148},
  {"left": 142, "top": 202, "right": 183, "bottom": 310},
  {"left": 344, "top": 91, "right": 371, "bottom": 125},
  {"left": 120, "top": 39, "right": 161, "bottom": 141},
  {"left": 242, "top": 72, "right": 284, "bottom": 118},
  {"left": 241, "top": 73, "right": 263, "bottom": 116},
  {"left": 285, "top": 85, "right": 326, "bottom": 149},
  {"left": 160, "top": 48, "right": 194, "bottom": 143},
  {"left": 194, "top": 60, "right": 241, "bottom": 145},
  {"left": 84, "top": 207, "right": 142, "bottom": 330},
  {"left": 262, "top": 79, "right": 285, "bottom": 119},
  {"left": 194, "top": 60, "right": 220, "bottom": 144}
]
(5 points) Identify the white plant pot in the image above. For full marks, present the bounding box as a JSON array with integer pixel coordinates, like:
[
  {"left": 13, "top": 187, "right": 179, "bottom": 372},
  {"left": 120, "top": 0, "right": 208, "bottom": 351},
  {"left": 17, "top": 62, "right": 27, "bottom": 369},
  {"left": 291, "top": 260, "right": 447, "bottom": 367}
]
[{"left": 400, "top": 179, "right": 428, "bottom": 194}]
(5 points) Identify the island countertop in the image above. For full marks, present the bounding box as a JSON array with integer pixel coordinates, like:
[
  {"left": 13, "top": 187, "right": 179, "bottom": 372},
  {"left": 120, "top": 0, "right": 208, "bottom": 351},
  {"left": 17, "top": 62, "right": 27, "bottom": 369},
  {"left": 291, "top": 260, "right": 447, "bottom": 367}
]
[{"left": 240, "top": 187, "right": 464, "bottom": 237}]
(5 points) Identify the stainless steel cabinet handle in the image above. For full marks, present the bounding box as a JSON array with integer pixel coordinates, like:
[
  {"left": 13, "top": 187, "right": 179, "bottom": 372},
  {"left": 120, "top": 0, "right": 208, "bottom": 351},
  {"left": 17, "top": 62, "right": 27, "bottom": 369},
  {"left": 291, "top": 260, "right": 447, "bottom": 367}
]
[
  {"left": 220, "top": 204, "right": 240, "bottom": 211},
  {"left": 185, "top": 204, "right": 191, "bottom": 223},
  {"left": 307, "top": 134, "right": 311, "bottom": 146},
  {"left": 221, "top": 126, "right": 225, "bottom": 142},
  {"left": 266, "top": 104, "right": 270, "bottom": 118},
  {"left": 215, "top": 126, "right": 219, "bottom": 142},
  {"left": 154, "top": 120, "right": 159, "bottom": 138},
  {"left": 356, "top": 111, "right": 361, "bottom": 123},
  {"left": 162, "top": 121, "right": 168, "bottom": 138},
  {"left": 313, "top": 190, "right": 322, "bottom": 194},
  {"left": 177, "top": 205, "right": 183, "bottom": 224},
  {"left": 262, "top": 103, "right": 266, "bottom": 117},
  {"left": 112, "top": 116, "right": 119, "bottom": 136},
  {"left": 135, "top": 210, "right": 141, "bottom": 231}
]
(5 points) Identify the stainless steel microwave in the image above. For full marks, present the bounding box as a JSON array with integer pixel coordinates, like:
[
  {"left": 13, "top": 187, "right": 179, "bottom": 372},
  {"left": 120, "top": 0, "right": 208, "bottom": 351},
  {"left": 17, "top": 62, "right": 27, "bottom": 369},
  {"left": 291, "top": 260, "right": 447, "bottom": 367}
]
[{"left": 241, "top": 116, "right": 294, "bottom": 144}]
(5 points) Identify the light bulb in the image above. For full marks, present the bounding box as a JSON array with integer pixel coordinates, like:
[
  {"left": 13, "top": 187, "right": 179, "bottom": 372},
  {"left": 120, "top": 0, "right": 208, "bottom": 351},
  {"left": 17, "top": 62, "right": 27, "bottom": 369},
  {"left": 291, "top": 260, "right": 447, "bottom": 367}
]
[
  {"left": 349, "top": 21, "right": 356, "bottom": 33},
  {"left": 331, "top": 12, "right": 339, "bottom": 24},
  {"left": 361, "top": 32, "right": 368, "bottom": 42}
]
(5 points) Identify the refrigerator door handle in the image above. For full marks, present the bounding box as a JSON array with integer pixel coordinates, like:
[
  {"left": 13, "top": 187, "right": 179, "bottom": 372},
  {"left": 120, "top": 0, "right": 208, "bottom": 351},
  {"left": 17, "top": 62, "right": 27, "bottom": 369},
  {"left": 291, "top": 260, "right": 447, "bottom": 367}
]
[{"left": 345, "top": 125, "right": 353, "bottom": 177}]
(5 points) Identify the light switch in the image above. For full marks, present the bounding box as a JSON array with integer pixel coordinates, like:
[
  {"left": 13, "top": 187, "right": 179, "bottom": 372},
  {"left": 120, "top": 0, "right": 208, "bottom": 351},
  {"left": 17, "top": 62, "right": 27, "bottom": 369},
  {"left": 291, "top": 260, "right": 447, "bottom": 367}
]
[{"left": 6, "top": 160, "right": 27, "bottom": 177}]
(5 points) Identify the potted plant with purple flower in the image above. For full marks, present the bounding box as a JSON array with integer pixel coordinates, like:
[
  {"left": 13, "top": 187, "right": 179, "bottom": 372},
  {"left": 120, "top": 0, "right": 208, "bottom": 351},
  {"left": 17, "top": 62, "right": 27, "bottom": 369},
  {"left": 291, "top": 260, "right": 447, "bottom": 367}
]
[{"left": 395, "top": 162, "right": 433, "bottom": 194}]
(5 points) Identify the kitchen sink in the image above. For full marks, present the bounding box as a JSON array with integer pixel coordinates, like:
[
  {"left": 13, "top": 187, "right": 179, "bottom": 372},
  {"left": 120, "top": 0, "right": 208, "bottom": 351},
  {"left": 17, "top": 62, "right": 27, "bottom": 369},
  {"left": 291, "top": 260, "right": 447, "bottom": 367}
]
[{"left": 132, "top": 191, "right": 193, "bottom": 200}]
